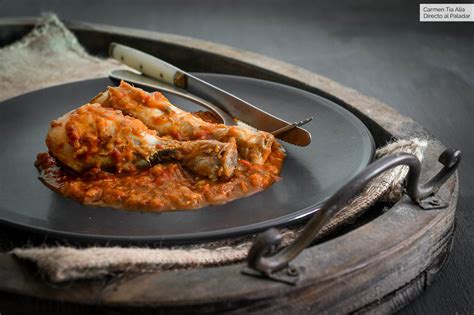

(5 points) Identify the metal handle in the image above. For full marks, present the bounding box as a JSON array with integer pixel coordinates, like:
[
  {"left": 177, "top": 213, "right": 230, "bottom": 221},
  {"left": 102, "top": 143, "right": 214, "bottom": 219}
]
[{"left": 246, "top": 148, "right": 462, "bottom": 279}]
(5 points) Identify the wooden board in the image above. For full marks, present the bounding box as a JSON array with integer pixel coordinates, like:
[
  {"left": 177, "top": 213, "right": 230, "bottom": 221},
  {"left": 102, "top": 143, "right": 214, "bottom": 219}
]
[{"left": 0, "top": 18, "right": 459, "bottom": 314}]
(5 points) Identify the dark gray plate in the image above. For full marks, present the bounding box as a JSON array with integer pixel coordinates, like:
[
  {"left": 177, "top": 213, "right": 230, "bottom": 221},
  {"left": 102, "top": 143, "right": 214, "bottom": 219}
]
[{"left": 0, "top": 74, "right": 374, "bottom": 244}]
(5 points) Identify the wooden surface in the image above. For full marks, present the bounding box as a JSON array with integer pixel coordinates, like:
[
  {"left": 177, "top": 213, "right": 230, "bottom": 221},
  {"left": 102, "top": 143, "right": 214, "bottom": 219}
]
[{"left": 0, "top": 1, "right": 472, "bottom": 314}]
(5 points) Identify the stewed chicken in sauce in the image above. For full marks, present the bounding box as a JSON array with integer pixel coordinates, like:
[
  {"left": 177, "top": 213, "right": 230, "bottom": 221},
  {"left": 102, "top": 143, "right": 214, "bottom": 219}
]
[{"left": 36, "top": 82, "right": 285, "bottom": 211}]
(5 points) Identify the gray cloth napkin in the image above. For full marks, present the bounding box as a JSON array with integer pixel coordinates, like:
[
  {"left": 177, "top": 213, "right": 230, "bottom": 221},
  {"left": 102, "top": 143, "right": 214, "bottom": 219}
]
[{"left": 0, "top": 14, "right": 122, "bottom": 102}]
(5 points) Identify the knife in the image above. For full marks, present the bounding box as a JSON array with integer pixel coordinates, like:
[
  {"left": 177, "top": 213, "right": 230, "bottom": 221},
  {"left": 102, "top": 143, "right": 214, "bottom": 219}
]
[{"left": 109, "top": 43, "right": 311, "bottom": 146}]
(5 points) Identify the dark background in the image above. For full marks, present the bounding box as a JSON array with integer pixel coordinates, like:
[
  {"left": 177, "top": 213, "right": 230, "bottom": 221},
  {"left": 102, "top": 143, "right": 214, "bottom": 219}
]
[{"left": 0, "top": 0, "right": 472, "bottom": 313}]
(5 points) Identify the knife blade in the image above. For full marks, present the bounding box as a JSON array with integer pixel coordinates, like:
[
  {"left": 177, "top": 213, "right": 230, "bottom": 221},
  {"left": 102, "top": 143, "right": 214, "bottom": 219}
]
[{"left": 109, "top": 43, "right": 311, "bottom": 146}]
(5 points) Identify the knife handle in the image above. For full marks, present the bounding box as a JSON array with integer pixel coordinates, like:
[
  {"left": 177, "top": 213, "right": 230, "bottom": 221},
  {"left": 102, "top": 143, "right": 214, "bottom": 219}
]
[{"left": 109, "top": 43, "right": 187, "bottom": 88}]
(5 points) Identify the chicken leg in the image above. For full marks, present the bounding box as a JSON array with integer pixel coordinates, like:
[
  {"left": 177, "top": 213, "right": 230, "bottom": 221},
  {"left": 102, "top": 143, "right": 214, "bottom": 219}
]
[
  {"left": 46, "top": 103, "right": 237, "bottom": 179},
  {"left": 92, "top": 81, "right": 275, "bottom": 165}
]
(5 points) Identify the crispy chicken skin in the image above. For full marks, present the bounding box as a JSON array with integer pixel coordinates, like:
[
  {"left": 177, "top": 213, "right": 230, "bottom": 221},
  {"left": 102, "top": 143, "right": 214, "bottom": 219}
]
[
  {"left": 46, "top": 103, "right": 237, "bottom": 179},
  {"left": 91, "top": 81, "right": 275, "bottom": 165}
]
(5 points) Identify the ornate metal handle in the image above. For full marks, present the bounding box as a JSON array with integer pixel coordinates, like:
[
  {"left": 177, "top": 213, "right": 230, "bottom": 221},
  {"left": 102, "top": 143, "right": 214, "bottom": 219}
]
[{"left": 245, "top": 148, "right": 462, "bottom": 282}]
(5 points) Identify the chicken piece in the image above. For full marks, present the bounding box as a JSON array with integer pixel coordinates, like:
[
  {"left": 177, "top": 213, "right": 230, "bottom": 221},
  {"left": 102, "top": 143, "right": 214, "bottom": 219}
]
[
  {"left": 46, "top": 103, "right": 237, "bottom": 179},
  {"left": 91, "top": 81, "right": 275, "bottom": 165}
]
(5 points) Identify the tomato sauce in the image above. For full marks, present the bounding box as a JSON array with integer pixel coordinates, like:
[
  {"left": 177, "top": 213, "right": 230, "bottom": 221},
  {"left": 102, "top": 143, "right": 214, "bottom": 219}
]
[{"left": 35, "top": 143, "right": 285, "bottom": 212}]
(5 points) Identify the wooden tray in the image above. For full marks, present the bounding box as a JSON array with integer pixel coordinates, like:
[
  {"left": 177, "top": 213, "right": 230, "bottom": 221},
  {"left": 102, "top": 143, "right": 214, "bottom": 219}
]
[{"left": 0, "top": 17, "right": 459, "bottom": 314}]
